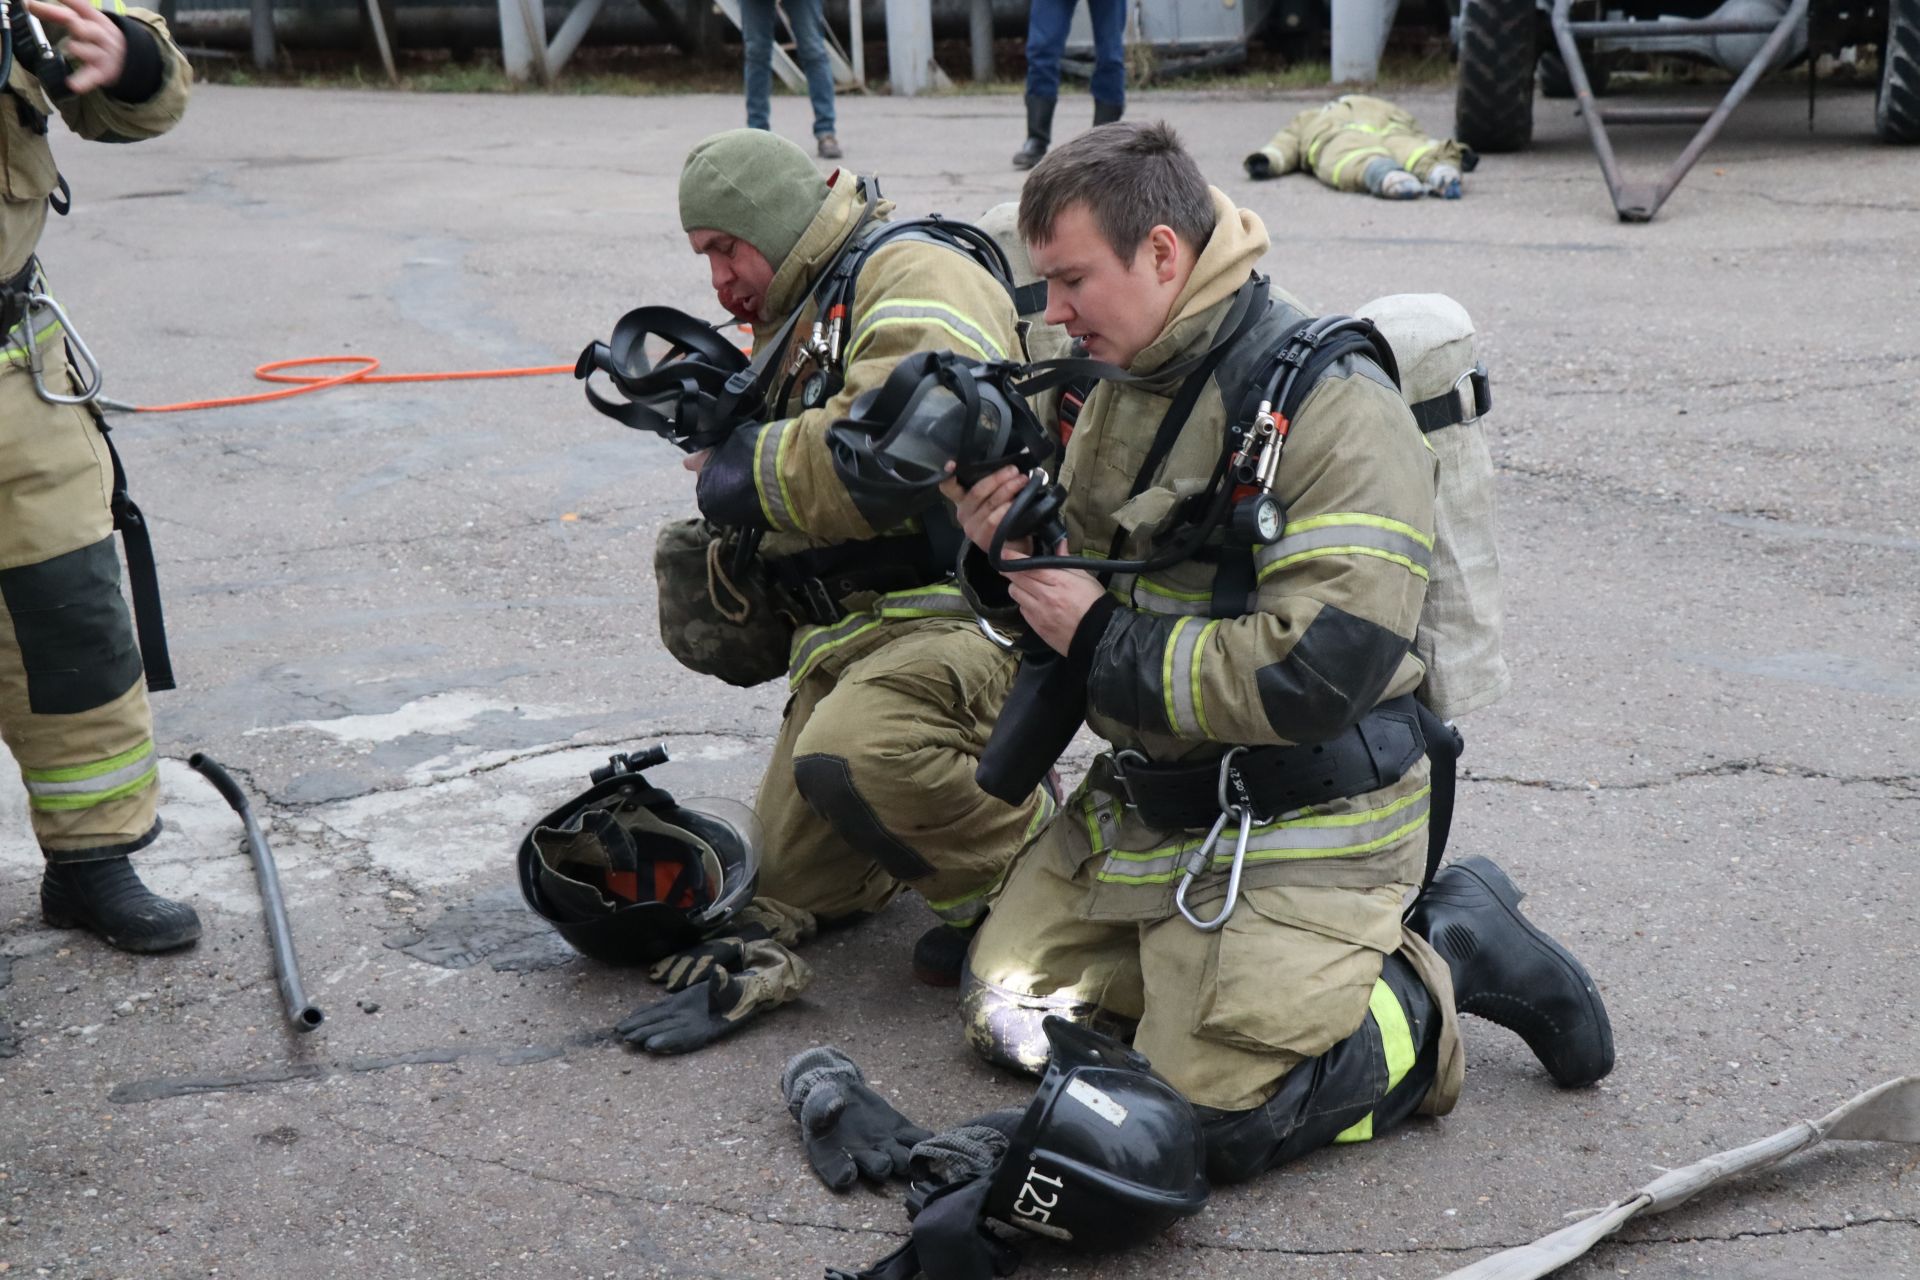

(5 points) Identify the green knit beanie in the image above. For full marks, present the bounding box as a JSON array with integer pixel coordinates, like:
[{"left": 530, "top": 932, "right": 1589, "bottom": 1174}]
[{"left": 678, "top": 129, "right": 831, "bottom": 272}]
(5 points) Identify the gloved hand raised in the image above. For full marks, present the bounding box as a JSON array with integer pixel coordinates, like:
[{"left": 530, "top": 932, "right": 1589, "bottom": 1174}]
[{"left": 781, "top": 1046, "right": 934, "bottom": 1191}]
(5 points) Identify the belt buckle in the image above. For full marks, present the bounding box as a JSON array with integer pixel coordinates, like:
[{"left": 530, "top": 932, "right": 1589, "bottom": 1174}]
[
  {"left": 1110, "top": 749, "right": 1148, "bottom": 810},
  {"left": 798, "top": 578, "right": 839, "bottom": 626}
]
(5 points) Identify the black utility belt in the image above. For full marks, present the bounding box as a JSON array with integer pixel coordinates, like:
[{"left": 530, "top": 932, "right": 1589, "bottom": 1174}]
[
  {"left": 762, "top": 540, "right": 941, "bottom": 627},
  {"left": 1112, "top": 695, "right": 1427, "bottom": 829}
]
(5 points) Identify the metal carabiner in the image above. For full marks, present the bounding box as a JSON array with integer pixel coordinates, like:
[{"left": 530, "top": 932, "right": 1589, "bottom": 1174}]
[
  {"left": 1174, "top": 802, "right": 1251, "bottom": 932},
  {"left": 22, "top": 291, "right": 103, "bottom": 406}
]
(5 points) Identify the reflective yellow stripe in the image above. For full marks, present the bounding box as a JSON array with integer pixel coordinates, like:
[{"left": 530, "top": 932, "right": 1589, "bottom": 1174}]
[
  {"left": 1333, "top": 978, "right": 1419, "bottom": 1144},
  {"left": 1260, "top": 545, "right": 1430, "bottom": 581},
  {"left": 1331, "top": 145, "right": 1394, "bottom": 186},
  {"left": 844, "top": 297, "right": 1008, "bottom": 365},
  {"left": 21, "top": 742, "right": 154, "bottom": 784},
  {"left": 1283, "top": 513, "right": 1433, "bottom": 549},
  {"left": 1189, "top": 619, "right": 1223, "bottom": 741},
  {"left": 2, "top": 318, "right": 65, "bottom": 366},
  {"left": 787, "top": 616, "right": 883, "bottom": 686},
  {"left": 1405, "top": 141, "right": 1438, "bottom": 171},
  {"left": 874, "top": 584, "right": 973, "bottom": 619},
  {"left": 1094, "top": 787, "right": 1430, "bottom": 884},
  {"left": 1160, "top": 617, "right": 1192, "bottom": 733},
  {"left": 30, "top": 768, "right": 159, "bottom": 813}
]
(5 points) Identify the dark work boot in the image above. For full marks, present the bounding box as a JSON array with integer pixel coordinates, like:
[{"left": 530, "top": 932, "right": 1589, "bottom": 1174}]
[
  {"left": 41, "top": 857, "right": 202, "bottom": 954},
  {"left": 912, "top": 915, "right": 985, "bottom": 988},
  {"left": 1092, "top": 98, "right": 1124, "bottom": 126},
  {"left": 1013, "top": 94, "right": 1056, "bottom": 170},
  {"left": 1406, "top": 855, "right": 1613, "bottom": 1088}
]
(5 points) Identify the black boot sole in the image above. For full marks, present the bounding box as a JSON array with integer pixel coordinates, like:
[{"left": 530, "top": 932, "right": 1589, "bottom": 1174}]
[
  {"left": 42, "top": 897, "right": 202, "bottom": 954},
  {"left": 1418, "top": 855, "right": 1614, "bottom": 1088}
]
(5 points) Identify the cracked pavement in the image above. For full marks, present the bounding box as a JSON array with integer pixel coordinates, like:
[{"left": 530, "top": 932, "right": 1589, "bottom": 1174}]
[{"left": 1, "top": 82, "right": 1916, "bottom": 1278}]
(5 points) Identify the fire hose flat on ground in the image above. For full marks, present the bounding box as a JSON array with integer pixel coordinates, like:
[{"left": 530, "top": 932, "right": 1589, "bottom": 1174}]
[
  {"left": 189, "top": 753, "right": 325, "bottom": 1034},
  {"left": 1436, "top": 1074, "right": 1920, "bottom": 1280}
]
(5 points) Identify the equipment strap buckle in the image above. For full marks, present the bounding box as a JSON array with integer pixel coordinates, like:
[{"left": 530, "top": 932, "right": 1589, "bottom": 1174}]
[
  {"left": 1174, "top": 747, "right": 1253, "bottom": 932},
  {"left": 1453, "top": 363, "right": 1490, "bottom": 425},
  {"left": 1110, "top": 749, "right": 1149, "bottom": 809}
]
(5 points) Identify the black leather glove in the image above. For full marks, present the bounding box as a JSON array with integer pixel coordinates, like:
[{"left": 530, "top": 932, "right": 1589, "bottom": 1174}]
[
  {"left": 694, "top": 425, "right": 768, "bottom": 529},
  {"left": 780, "top": 1046, "right": 934, "bottom": 1191}
]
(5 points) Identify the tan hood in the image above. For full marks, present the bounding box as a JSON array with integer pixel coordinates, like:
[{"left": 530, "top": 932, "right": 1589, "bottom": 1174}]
[
  {"left": 756, "top": 172, "right": 896, "bottom": 348},
  {"left": 1127, "top": 187, "right": 1271, "bottom": 378}
]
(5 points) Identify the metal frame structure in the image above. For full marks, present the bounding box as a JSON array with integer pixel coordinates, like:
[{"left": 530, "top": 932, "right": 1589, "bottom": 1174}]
[{"left": 1549, "top": 0, "right": 1811, "bottom": 220}]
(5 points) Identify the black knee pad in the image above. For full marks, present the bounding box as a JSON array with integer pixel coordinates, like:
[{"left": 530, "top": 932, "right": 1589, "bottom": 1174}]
[
  {"left": 0, "top": 537, "right": 142, "bottom": 715},
  {"left": 791, "top": 752, "right": 935, "bottom": 881}
]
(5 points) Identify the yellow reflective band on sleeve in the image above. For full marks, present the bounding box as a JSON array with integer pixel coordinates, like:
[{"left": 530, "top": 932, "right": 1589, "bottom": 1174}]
[
  {"left": 1331, "top": 145, "right": 1395, "bottom": 187},
  {"left": 1189, "top": 618, "right": 1224, "bottom": 741},
  {"left": 1405, "top": 141, "right": 1438, "bottom": 171},
  {"left": 1333, "top": 977, "right": 1418, "bottom": 1144},
  {"left": 844, "top": 298, "right": 1008, "bottom": 366},
  {"left": 753, "top": 422, "right": 793, "bottom": 532},
  {"left": 1160, "top": 616, "right": 1193, "bottom": 735},
  {"left": 1256, "top": 513, "right": 1433, "bottom": 584}
]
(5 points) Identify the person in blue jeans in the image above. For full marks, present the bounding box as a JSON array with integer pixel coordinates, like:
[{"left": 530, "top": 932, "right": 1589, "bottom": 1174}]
[
  {"left": 742, "top": 0, "right": 842, "bottom": 159},
  {"left": 1014, "top": 0, "right": 1126, "bottom": 169}
]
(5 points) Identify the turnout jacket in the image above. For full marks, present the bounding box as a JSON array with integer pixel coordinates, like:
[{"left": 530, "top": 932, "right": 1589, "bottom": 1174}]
[
  {"left": 1066, "top": 190, "right": 1438, "bottom": 842},
  {"left": 697, "top": 173, "right": 1025, "bottom": 686},
  {"left": 2, "top": 2, "right": 193, "bottom": 276}
]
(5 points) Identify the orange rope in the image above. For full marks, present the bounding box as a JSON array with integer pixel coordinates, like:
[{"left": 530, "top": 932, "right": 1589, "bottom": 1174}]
[{"left": 125, "top": 356, "right": 575, "bottom": 413}]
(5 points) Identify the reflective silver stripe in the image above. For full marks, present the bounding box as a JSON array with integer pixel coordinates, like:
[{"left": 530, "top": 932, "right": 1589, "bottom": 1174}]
[
  {"left": 1095, "top": 788, "right": 1431, "bottom": 884},
  {"left": 787, "top": 612, "right": 884, "bottom": 685},
  {"left": 875, "top": 585, "right": 974, "bottom": 618},
  {"left": 1164, "top": 617, "right": 1209, "bottom": 739},
  {"left": 21, "top": 742, "right": 156, "bottom": 798},
  {"left": 1255, "top": 515, "right": 1433, "bottom": 582},
  {"left": 754, "top": 420, "right": 801, "bottom": 533},
  {"left": 844, "top": 300, "right": 1008, "bottom": 365},
  {"left": 1129, "top": 575, "right": 1212, "bottom": 617}
]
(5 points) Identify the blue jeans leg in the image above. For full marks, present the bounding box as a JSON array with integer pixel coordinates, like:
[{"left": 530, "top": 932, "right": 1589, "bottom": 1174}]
[
  {"left": 1024, "top": 0, "right": 1075, "bottom": 101},
  {"left": 785, "top": 0, "right": 838, "bottom": 137},
  {"left": 1087, "top": 0, "right": 1126, "bottom": 106},
  {"left": 742, "top": 0, "right": 774, "bottom": 130}
]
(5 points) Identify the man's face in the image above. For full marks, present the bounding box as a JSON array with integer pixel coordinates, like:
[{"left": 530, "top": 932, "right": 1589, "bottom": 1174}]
[
  {"left": 1028, "top": 203, "right": 1186, "bottom": 369},
  {"left": 689, "top": 229, "right": 775, "bottom": 323}
]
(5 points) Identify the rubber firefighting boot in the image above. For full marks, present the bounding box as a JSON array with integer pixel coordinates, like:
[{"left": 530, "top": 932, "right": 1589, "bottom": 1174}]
[
  {"left": 912, "top": 914, "right": 985, "bottom": 988},
  {"left": 42, "top": 856, "right": 202, "bottom": 953},
  {"left": 1013, "top": 94, "right": 1056, "bottom": 170},
  {"left": 1406, "top": 855, "right": 1613, "bottom": 1087}
]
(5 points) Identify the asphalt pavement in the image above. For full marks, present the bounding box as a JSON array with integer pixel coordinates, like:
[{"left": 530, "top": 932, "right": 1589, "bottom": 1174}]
[{"left": 0, "top": 76, "right": 1914, "bottom": 1279}]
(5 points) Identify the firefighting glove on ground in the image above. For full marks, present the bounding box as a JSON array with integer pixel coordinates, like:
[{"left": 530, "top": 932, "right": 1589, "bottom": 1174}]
[
  {"left": 780, "top": 1046, "right": 934, "bottom": 1191},
  {"left": 647, "top": 898, "right": 818, "bottom": 992},
  {"left": 617, "top": 937, "right": 812, "bottom": 1054},
  {"left": 1426, "top": 163, "right": 1463, "bottom": 199}
]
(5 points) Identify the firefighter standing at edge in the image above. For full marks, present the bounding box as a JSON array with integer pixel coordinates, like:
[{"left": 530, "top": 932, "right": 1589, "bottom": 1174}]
[
  {"left": 944, "top": 122, "right": 1615, "bottom": 1182},
  {"left": 610, "top": 130, "right": 1057, "bottom": 1053},
  {"left": 0, "top": 0, "right": 197, "bottom": 953}
]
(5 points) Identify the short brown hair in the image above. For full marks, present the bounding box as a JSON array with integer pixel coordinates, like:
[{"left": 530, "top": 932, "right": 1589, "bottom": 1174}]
[{"left": 1018, "top": 121, "right": 1216, "bottom": 265}]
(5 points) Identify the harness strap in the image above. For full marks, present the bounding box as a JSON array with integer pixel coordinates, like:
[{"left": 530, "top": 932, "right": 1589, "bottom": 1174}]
[
  {"left": 97, "top": 422, "right": 176, "bottom": 692},
  {"left": 1412, "top": 701, "right": 1463, "bottom": 890}
]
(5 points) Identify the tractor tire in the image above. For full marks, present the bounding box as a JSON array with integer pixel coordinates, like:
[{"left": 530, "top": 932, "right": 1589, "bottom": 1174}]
[
  {"left": 1539, "top": 47, "right": 1611, "bottom": 98},
  {"left": 1877, "top": 0, "right": 1920, "bottom": 142},
  {"left": 1457, "top": 0, "right": 1539, "bottom": 152}
]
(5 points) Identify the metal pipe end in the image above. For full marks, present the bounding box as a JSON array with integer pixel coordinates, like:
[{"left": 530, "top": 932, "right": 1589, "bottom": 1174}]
[{"left": 294, "top": 1005, "right": 325, "bottom": 1032}]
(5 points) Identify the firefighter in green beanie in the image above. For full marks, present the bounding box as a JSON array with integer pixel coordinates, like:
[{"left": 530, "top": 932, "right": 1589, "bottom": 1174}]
[
  {"left": 1246, "top": 94, "right": 1469, "bottom": 199},
  {"left": 611, "top": 129, "right": 1056, "bottom": 1059}
]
